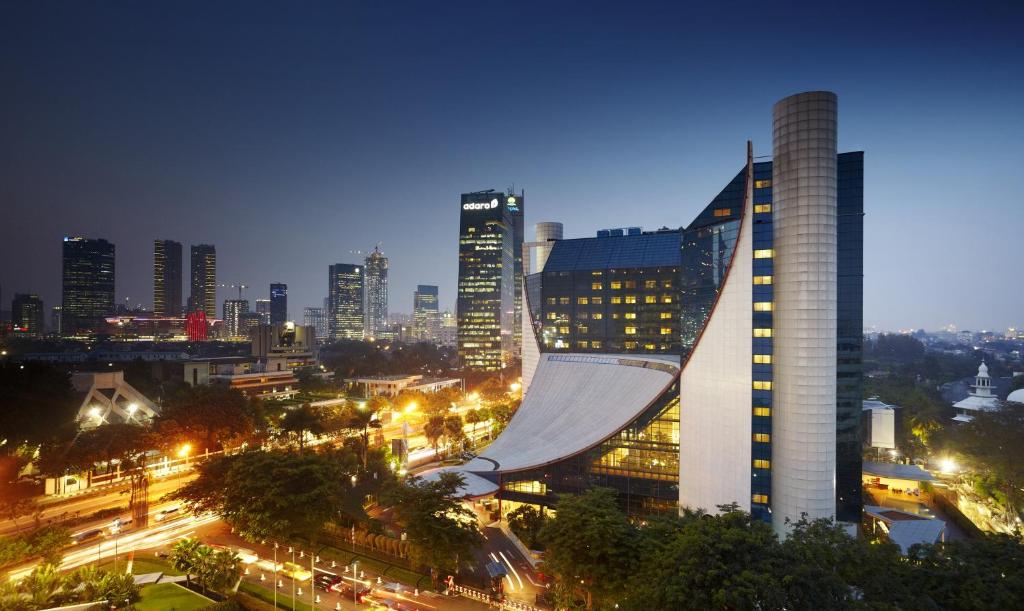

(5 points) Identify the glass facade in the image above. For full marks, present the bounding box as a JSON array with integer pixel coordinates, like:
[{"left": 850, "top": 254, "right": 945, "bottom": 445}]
[
  {"left": 270, "top": 282, "right": 288, "bottom": 325},
  {"left": 413, "top": 284, "right": 440, "bottom": 342},
  {"left": 457, "top": 190, "right": 514, "bottom": 371},
  {"left": 189, "top": 244, "right": 217, "bottom": 318},
  {"left": 750, "top": 161, "right": 774, "bottom": 521},
  {"left": 506, "top": 192, "right": 525, "bottom": 356},
  {"left": 153, "top": 239, "right": 183, "bottom": 317},
  {"left": 363, "top": 247, "right": 388, "bottom": 339},
  {"left": 62, "top": 236, "right": 115, "bottom": 334},
  {"left": 328, "top": 263, "right": 364, "bottom": 340}
]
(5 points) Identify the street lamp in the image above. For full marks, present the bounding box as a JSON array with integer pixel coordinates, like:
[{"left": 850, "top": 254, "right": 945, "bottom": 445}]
[
  {"left": 177, "top": 444, "right": 191, "bottom": 480},
  {"left": 273, "top": 542, "right": 278, "bottom": 609}
]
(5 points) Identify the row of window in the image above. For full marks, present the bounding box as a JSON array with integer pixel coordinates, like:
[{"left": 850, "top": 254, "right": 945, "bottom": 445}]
[
  {"left": 546, "top": 294, "right": 675, "bottom": 305},
  {"left": 585, "top": 280, "right": 675, "bottom": 290}
]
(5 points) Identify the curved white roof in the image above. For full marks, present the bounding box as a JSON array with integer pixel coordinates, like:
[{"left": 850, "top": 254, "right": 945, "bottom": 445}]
[
  {"left": 1007, "top": 388, "right": 1024, "bottom": 404},
  {"left": 473, "top": 352, "right": 679, "bottom": 472}
]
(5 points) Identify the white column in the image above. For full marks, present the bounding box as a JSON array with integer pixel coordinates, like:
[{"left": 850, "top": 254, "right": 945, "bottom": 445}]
[{"left": 771, "top": 91, "right": 838, "bottom": 534}]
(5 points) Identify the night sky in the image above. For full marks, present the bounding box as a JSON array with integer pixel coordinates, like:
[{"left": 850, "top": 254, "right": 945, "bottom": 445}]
[{"left": 2, "top": 1, "right": 1022, "bottom": 331}]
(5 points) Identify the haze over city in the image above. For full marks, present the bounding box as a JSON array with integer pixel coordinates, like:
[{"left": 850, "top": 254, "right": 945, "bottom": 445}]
[{"left": 2, "top": 0, "right": 1022, "bottom": 331}]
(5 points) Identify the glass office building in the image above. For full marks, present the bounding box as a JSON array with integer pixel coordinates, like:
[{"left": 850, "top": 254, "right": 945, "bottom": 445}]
[
  {"left": 270, "top": 283, "right": 287, "bottom": 325},
  {"left": 153, "top": 239, "right": 183, "bottom": 317},
  {"left": 328, "top": 263, "right": 364, "bottom": 340},
  {"left": 189, "top": 244, "right": 217, "bottom": 318},
  {"left": 62, "top": 236, "right": 115, "bottom": 334},
  {"left": 363, "top": 247, "right": 388, "bottom": 339}
]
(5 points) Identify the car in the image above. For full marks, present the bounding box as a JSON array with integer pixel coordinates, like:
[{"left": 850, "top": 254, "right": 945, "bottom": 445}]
[
  {"left": 73, "top": 528, "right": 104, "bottom": 544},
  {"left": 335, "top": 581, "right": 371, "bottom": 603},
  {"left": 154, "top": 506, "right": 180, "bottom": 522},
  {"left": 107, "top": 517, "right": 132, "bottom": 534},
  {"left": 281, "top": 562, "right": 312, "bottom": 582},
  {"left": 314, "top": 573, "right": 341, "bottom": 592},
  {"left": 234, "top": 547, "right": 259, "bottom": 564}
]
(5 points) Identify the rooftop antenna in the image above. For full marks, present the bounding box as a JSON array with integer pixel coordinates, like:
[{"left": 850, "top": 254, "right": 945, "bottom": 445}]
[{"left": 218, "top": 283, "right": 248, "bottom": 299}]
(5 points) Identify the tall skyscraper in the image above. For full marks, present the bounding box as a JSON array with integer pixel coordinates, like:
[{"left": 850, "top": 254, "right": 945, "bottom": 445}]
[
  {"left": 506, "top": 190, "right": 525, "bottom": 356},
  {"left": 457, "top": 190, "right": 515, "bottom": 371},
  {"left": 328, "top": 263, "right": 364, "bottom": 340},
  {"left": 303, "top": 306, "right": 328, "bottom": 342},
  {"left": 189, "top": 244, "right": 217, "bottom": 318},
  {"left": 255, "top": 298, "right": 271, "bottom": 324},
  {"left": 223, "top": 299, "right": 249, "bottom": 339},
  {"left": 153, "top": 239, "right": 183, "bottom": 317},
  {"left": 12, "top": 293, "right": 44, "bottom": 337},
  {"left": 413, "top": 285, "right": 439, "bottom": 342},
  {"left": 50, "top": 305, "right": 62, "bottom": 336},
  {"left": 270, "top": 283, "right": 287, "bottom": 324},
  {"left": 62, "top": 236, "right": 115, "bottom": 334},
  {"left": 363, "top": 247, "right": 388, "bottom": 339}
]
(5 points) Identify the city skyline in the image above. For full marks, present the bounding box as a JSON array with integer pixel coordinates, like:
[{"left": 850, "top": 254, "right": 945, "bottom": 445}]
[{"left": 2, "top": 1, "right": 1023, "bottom": 331}]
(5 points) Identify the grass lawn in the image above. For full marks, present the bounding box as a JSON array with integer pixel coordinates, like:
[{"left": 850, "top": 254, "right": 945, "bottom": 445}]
[
  {"left": 239, "top": 581, "right": 316, "bottom": 611},
  {"left": 93, "top": 552, "right": 183, "bottom": 576},
  {"left": 136, "top": 582, "right": 212, "bottom": 611}
]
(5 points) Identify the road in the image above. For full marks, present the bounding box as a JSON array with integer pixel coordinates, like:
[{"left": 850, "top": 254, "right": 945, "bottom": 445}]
[{"left": 462, "top": 505, "right": 544, "bottom": 607}]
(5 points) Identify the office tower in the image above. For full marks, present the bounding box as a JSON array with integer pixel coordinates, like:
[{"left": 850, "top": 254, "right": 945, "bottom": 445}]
[
  {"left": 223, "top": 299, "right": 249, "bottom": 339},
  {"left": 303, "top": 306, "right": 328, "bottom": 342},
  {"left": 269, "top": 283, "right": 288, "bottom": 324},
  {"left": 189, "top": 244, "right": 216, "bottom": 318},
  {"left": 439, "top": 310, "right": 457, "bottom": 347},
  {"left": 62, "top": 236, "right": 115, "bottom": 334},
  {"left": 239, "top": 311, "right": 263, "bottom": 339},
  {"left": 328, "top": 263, "right": 364, "bottom": 340},
  {"left": 432, "top": 92, "right": 862, "bottom": 526},
  {"left": 50, "top": 306, "right": 62, "bottom": 336},
  {"left": 363, "top": 247, "right": 388, "bottom": 339},
  {"left": 457, "top": 190, "right": 515, "bottom": 371},
  {"left": 153, "top": 239, "right": 183, "bottom": 317},
  {"left": 523, "top": 222, "right": 563, "bottom": 276},
  {"left": 255, "top": 298, "right": 271, "bottom": 324},
  {"left": 413, "top": 285, "right": 440, "bottom": 342},
  {"left": 12, "top": 293, "right": 44, "bottom": 337},
  {"left": 506, "top": 191, "right": 525, "bottom": 356}
]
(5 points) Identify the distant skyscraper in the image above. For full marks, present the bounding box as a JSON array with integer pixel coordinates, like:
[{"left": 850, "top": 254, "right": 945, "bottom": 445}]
[
  {"left": 223, "top": 299, "right": 249, "bottom": 339},
  {"left": 303, "top": 306, "right": 328, "bottom": 342},
  {"left": 153, "top": 239, "right": 183, "bottom": 317},
  {"left": 413, "top": 285, "right": 440, "bottom": 342},
  {"left": 185, "top": 310, "right": 207, "bottom": 341},
  {"left": 506, "top": 190, "right": 525, "bottom": 356},
  {"left": 270, "top": 283, "right": 287, "bottom": 324},
  {"left": 189, "top": 244, "right": 217, "bottom": 318},
  {"left": 363, "top": 247, "right": 388, "bottom": 339},
  {"left": 12, "top": 293, "right": 44, "bottom": 337},
  {"left": 50, "top": 305, "right": 62, "bottom": 336},
  {"left": 62, "top": 236, "right": 115, "bottom": 334},
  {"left": 255, "top": 298, "right": 271, "bottom": 324},
  {"left": 457, "top": 190, "right": 515, "bottom": 371},
  {"left": 328, "top": 263, "right": 364, "bottom": 340}
]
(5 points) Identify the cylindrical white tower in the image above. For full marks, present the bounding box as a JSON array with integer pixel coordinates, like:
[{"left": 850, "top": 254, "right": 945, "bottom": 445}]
[
  {"left": 532, "top": 222, "right": 563, "bottom": 274},
  {"left": 771, "top": 91, "right": 838, "bottom": 534}
]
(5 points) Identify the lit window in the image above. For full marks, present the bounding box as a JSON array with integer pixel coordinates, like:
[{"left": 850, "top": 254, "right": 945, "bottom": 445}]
[
  {"left": 592, "top": 297, "right": 603, "bottom": 305},
  {"left": 612, "top": 313, "right": 620, "bottom": 319},
  {"left": 578, "top": 341, "right": 589, "bottom": 348},
  {"left": 713, "top": 208, "right": 732, "bottom": 217},
  {"left": 754, "top": 179, "right": 772, "bottom": 188},
  {"left": 753, "top": 380, "right": 772, "bottom": 391},
  {"left": 546, "top": 297, "right": 556, "bottom": 305},
  {"left": 546, "top": 312, "right": 557, "bottom": 320},
  {"left": 592, "top": 312, "right": 603, "bottom": 320},
  {"left": 624, "top": 341, "right": 638, "bottom": 349},
  {"left": 591, "top": 340, "right": 602, "bottom": 349},
  {"left": 644, "top": 343, "right": 656, "bottom": 350},
  {"left": 754, "top": 459, "right": 771, "bottom": 469},
  {"left": 660, "top": 312, "right": 673, "bottom": 319},
  {"left": 752, "top": 493, "right": 769, "bottom": 504},
  {"left": 578, "top": 297, "right": 589, "bottom": 305},
  {"left": 644, "top": 280, "right": 657, "bottom": 289},
  {"left": 661, "top": 295, "right": 673, "bottom": 304},
  {"left": 644, "top": 295, "right": 657, "bottom": 304},
  {"left": 558, "top": 326, "right": 569, "bottom": 334},
  {"left": 611, "top": 296, "right": 622, "bottom": 304},
  {"left": 754, "top": 203, "right": 772, "bottom": 213},
  {"left": 578, "top": 325, "right": 588, "bottom": 334},
  {"left": 591, "top": 282, "right": 603, "bottom": 290},
  {"left": 753, "top": 275, "right": 772, "bottom": 285},
  {"left": 624, "top": 312, "right": 636, "bottom": 320},
  {"left": 753, "top": 328, "right": 772, "bottom": 338},
  {"left": 662, "top": 280, "right": 673, "bottom": 288},
  {"left": 610, "top": 281, "right": 622, "bottom": 290},
  {"left": 754, "top": 249, "right": 774, "bottom": 259},
  {"left": 753, "top": 302, "right": 773, "bottom": 312},
  {"left": 753, "top": 354, "right": 772, "bottom": 364},
  {"left": 591, "top": 271, "right": 603, "bottom": 277},
  {"left": 559, "top": 297, "right": 570, "bottom": 305},
  {"left": 753, "top": 433, "right": 770, "bottom": 442},
  {"left": 625, "top": 326, "right": 637, "bottom": 335},
  {"left": 625, "top": 295, "right": 637, "bottom": 304},
  {"left": 753, "top": 407, "right": 771, "bottom": 416},
  {"left": 660, "top": 327, "right": 673, "bottom": 335}
]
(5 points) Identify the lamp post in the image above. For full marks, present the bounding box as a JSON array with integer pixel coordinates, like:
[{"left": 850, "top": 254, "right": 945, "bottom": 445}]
[
  {"left": 291, "top": 546, "right": 296, "bottom": 610},
  {"left": 352, "top": 560, "right": 358, "bottom": 606},
  {"left": 273, "top": 543, "right": 278, "bottom": 609},
  {"left": 177, "top": 444, "right": 191, "bottom": 482}
]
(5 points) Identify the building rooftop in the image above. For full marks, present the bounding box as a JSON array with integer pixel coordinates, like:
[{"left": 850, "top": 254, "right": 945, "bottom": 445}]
[
  {"left": 863, "top": 461, "right": 935, "bottom": 482},
  {"left": 543, "top": 231, "right": 682, "bottom": 272}
]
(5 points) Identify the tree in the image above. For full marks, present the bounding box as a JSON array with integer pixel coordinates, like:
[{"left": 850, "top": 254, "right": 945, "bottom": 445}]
[
  {"left": 170, "top": 449, "right": 354, "bottom": 542},
  {"left": 155, "top": 385, "right": 256, "bottom": 453},
  {"left": 423, "top": 414, "right": 445, "bottom": 457},
  {"left": 506, "top": 505, "right": 546, "bottom": 549},
  {"left": 0, "top": 363, "right": 78, "bottom": 486},
  {"left": 465, "top": 409, "right": 483, "bottom": 442},
  {"left": 278, "top": 404, "right": 327, "bottom": 451},
  {"left": 343, "top": 403, "right": 383, "bottom": 468},
  {"left": 382, "top": 473, "right": 483, "bottom": 585},
  {"left": 952, "top": 403, "right": 1024, "bottom": 520},
  {"left": 540, "top": 488, "right": 636, "bottom": 610},
  {"left": 171, "top": 537, "right": 204, "bottom": 589},
  {"left": 443, "top": 414, "right": 466, "bottom": 455},
  {"left": 18, "top": 563, "right": 67, "bottom": 609}
]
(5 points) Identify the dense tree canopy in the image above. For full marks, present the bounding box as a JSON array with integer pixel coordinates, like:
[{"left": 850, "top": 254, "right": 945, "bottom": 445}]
[
  {"left": 950, "top": 403, "right": 1024, "bottom": 519},
  {"left": 155, "top": 385, "right": 260, "bottom": 452}
]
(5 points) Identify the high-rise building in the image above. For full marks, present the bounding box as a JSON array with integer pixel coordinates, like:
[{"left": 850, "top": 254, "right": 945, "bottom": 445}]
[
  {"left": 439, "top": 310, "right": 457, "bottom": 347},
  {"left": 50, "top": 305, "right": 62, "bottom": 336},
  {"left": 62, "top": 236, "right": 115, "bottom": 334},
  {"left": 270, "top": 283, "right": 287, "bottom": 324},
  {"left": 153, "top": 239, "right": 183, "bottom": 317},
  {"left": 363, "top": 247, "right": 388, "bottom": 339},
  {"left": 506, "top": 191, "right": 525, "bottom": 356},
  {"left": 413, "top": 285, "right": 440, "bottom": 342},
  {"left": 255, "top": 298, "right": 271, "bottom": 324},
  {"left": 12, "top": 293, "right": 44, "bottom": 337},
  {"left": 523, "top": 222, "right": 563, "bottom": 276},
  {"left": 189, "top": 244, "right": 217, "bottom": 318},
  {"left": 223, "top": 299, "right": 249, "bottom": 339},
  {"left": 303, "top": 306, "right": 328, "bottom": 342},
  {"left": 328, "top": 263, "right": 364, "bottom": 340},
  {"left": 434, "top": 92, "right": 862, "bottom": 531},
  {"left": 457, "top": 190, "right": 515, "bottom": 371}
]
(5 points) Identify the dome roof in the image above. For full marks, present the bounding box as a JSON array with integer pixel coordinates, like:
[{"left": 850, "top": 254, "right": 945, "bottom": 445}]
[
  {"left": 1007, "top": 388, "right": 1024, "bottom": 404},
  {"left": 977, "top": 361, "right": 990, "bottom": 378}
]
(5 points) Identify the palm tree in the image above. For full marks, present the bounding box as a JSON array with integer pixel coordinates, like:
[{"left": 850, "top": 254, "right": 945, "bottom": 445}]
[
  {"left": 346, "top": 404, "right": 383, "bottom": 468},
  {"left": 443, "top": 414, "right": 466, "bottom": 457},
  {"left": 207, "top": 549, "right": 242, "bottom": 593},
  {"left": 279, "top": 404, "right": 326, "bottom": 452},
  {"left": 66, "top": 565, "right": 104, "bottom": 603},
  {"left": 171, "top": 537, "right": 202, "bottom": 588},
  {"left": 424, "top": 415, "right": 445, "bottom": 459},
  {"left": 19, "top": 563, "right": 67, "bottom": 609},
  {"left": 192, "top": 544, "right": 215, "bottom": 594},
  {"left": 0, "top": 579, "right": 28, "bottom": 611},
  {"left": 96, "top": 572, "right": 140, "bottom": 607}
]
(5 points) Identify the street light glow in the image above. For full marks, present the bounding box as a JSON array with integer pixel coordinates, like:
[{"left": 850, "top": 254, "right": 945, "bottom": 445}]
[
  {"left": 404, "top": 402, "right": 417, "bottom": 415},
  {"left": 940, "top": 458, "right": 957, "bottom": 474},
  {"left": 178, "top": 443, "right": 192, "bottom": 458}
]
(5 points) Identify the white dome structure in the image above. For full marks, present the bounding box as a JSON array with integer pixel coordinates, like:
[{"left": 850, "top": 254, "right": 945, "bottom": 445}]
[
  {"left": 952, "top": 361, "right": 1000, "bottom": 422},
  {"left": 1007, "top": 388, "right": 1024, "bottom": 405}
]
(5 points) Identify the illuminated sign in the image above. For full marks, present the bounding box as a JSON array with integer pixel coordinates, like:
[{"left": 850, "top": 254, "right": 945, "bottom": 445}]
[{"left": 463, "top": 198, "right": 499, "bottom": 211}]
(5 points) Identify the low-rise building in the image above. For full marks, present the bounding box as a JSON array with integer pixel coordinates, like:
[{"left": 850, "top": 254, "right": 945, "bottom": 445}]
[
  {"left": 344, "top": 374, "right": 461, "bottom": 397},
  {"left": 74, "top": 371, "right": 160, "bottom": 427},
  {"left": 184, "top": 356, "right": 299, "bottom": 400}
]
